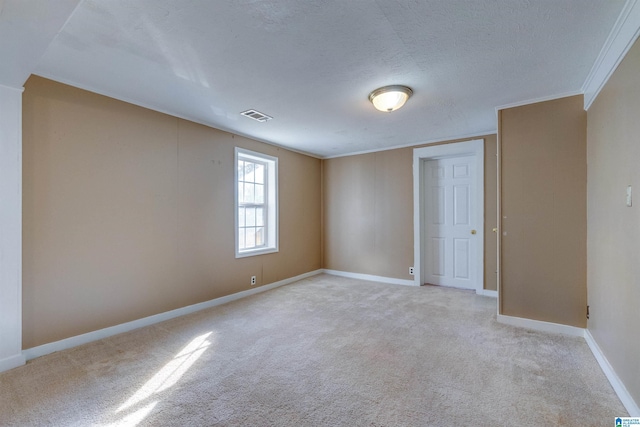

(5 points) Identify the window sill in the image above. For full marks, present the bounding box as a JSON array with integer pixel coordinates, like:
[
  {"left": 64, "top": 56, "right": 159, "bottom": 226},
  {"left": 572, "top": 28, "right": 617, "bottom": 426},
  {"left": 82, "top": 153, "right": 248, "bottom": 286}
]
[{"left": 235, "top": 247, "right": 278, "bottom": 258}]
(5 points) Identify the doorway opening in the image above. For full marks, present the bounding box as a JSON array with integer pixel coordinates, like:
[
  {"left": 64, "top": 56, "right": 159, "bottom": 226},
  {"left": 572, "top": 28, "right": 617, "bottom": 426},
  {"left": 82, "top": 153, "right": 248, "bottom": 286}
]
[{"left": 412, "top": 139, "right": 484, "bottom": 292}]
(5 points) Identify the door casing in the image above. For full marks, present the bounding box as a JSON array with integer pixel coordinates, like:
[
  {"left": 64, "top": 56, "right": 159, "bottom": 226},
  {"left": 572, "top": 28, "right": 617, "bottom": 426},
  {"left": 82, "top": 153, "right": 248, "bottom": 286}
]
[{"left": 412, "top": 139, "right": 484, "bottom": 291}]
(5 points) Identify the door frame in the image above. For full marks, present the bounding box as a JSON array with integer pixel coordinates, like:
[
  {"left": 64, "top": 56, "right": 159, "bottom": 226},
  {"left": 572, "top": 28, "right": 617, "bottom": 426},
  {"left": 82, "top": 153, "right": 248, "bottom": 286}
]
[{"left": 412, "top": 139, "right": 484, "bottom": 290}]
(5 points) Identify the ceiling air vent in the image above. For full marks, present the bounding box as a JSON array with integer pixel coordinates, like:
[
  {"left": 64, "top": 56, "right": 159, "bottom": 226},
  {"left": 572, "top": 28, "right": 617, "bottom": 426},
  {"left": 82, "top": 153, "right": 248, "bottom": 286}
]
[{"left": 240, "top": 109, "right": 273, "bottom": 122}]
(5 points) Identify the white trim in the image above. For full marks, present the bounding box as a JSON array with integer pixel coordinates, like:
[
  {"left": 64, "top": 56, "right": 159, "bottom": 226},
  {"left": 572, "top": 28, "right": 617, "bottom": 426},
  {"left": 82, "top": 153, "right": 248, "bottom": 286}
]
[
  {"left": 32, "top": 72, "right": 323, "bottom": 160},
  {"left": 0, "top": 354, "right": 26, "bottom": 372},
  {"left": 413, "top": 139, "right": 484, "bottom": 291},
  {"left": 496, "top": 119, "right": 501, "bottom": 318},
  {"left": 496, "top": 314, "right": 639, "bottom": 413},
  {"left": 31, "top": 74, "right": 497, "bottom": 161},
  {"left": 234, "top": 147, "right": 279, "bottom": 258},
  {"left": 322, "top": 269, "right": 417, "bottom": 286},
  {"left": 583, "top": 0, "right": 640, "bottom": 110},
  {"left": 322, "top": 130, "right": 496, "bottom": 159},
  {"left": 15, "top": 267, "right": 639, "bottom": 416},
  {"left": 497, "top": 314, "right": 584, "bottom": 337},
  {"left": 23, "top": 270, "right": 323, "bottom": 361},
  {"left": 0, "top": 84, "right": 24, "bottom": 93},
  {"left": 0, "top": 87, "right": 24, "bottom": 373},
  {"left": 476, "top": 289, "right": 498, "bottom": 298},
  {"left": 494, "top": 90, "right": 583, "bottom": 114},
  {"left": 585, "top": 330, "right": 640, "bottom": 416}
]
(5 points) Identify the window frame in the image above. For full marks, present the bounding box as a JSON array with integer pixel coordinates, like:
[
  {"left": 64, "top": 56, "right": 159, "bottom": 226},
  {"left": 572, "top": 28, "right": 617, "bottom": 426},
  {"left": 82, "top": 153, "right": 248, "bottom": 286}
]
[{"left": 234, "top": 147, "right": 278, "bottom": 258}]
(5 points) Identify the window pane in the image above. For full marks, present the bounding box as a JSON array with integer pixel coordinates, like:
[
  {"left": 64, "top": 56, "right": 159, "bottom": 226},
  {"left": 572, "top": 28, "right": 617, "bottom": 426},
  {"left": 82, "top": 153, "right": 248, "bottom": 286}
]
[
  {"left": 255, "top": 163, "right": 264, "bottom": 184},
  {"left": 246, "top": 207, "right": 256, "bottom": 227},
  {"left": 255, "top": 184, "right": 264, "bottom": 204},
  {"left": 238, "top": 161, "right": 245, "bottom": 182},
  {"left": 246, "top": 227, "right": 256, "bottom": 248},
  {"left": 239, "top": 228, "right": 245, "bottom": 250},
  {"left": 238, "top": 207, "right": 245, "bottom": 227},
  {"left": 236, "top": 150, "right": 277, "bottom": 257},
  {"left": 244, "top": 183, "right": 254, "bottom": 203},
  {"left": 256, "top": 207, "right": 264, "bottom": 226},
  {"left": 244, "top": 161, "right": 256, "bottom": 183},
  {"left": 255, "top": 227, "right": 264, "bottom": 246}
]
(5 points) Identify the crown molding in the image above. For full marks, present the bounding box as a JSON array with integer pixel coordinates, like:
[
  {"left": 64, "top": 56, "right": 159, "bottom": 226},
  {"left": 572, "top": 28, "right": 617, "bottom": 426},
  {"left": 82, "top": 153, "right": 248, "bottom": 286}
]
[
  {"left": 583, "top": 0, "right": 640, "bottom": 110},
  {"left": 322, "top": 130, "right": 496, "bottom": 159},
  {"left": 0, "top": 84, "right": 24, "bottom": 93},
  {"left": 32, "top": 72, "right": 323, "bottom": 160},
  {"left": 494, "top": 91, "right": 583, "bottom": 114}
]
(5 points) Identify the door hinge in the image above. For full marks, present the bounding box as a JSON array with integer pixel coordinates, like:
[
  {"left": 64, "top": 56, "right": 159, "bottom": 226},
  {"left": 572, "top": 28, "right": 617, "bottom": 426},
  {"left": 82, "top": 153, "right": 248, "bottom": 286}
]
[{"left": 586, "top": 305, "right": 590, "bottom": 320}]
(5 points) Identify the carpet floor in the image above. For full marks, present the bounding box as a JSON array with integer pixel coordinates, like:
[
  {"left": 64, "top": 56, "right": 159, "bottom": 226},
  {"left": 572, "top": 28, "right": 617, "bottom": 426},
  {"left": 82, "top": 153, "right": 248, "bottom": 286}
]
[{"left": 0, "top": 274, "right": 627, "bottom": 426}]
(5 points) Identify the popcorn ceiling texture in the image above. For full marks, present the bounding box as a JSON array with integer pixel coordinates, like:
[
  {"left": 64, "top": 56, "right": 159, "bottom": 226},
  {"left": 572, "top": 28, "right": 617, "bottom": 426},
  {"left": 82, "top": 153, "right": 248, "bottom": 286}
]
[
  {"left": 0, "top": 274, "right": 626, "bottom": 425},
  {"left": 32, "top": 0, "right": 625, "bottom": 157}
]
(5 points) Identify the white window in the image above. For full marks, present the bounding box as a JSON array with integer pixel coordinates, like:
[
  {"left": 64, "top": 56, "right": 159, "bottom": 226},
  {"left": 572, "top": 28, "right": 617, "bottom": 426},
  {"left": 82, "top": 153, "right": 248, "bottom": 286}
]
[{"left": 235, "top": 147, "right": 278, "bottom": 258}]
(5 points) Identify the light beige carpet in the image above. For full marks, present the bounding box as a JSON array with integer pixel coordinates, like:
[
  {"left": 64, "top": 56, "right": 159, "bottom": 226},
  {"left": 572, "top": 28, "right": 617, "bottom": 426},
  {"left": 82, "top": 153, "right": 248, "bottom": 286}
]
[{"left": 0, "top": 274, "right": 627, "bottom": 426}]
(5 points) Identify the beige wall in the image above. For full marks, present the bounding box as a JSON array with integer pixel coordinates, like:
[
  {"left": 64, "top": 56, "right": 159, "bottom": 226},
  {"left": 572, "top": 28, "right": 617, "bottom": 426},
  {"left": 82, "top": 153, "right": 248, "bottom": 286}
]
[
  {"left": 22, "top": 76, "right": 321, "bottom": 348},
  {"left": 499, "top": 95, "right": 587, "bottom": 327},
  {"left": 323, "top": 135, "right": 498, "bottom": 290},
  {"left": 587, "top": 38, "right": 640, "bottom": 405}
]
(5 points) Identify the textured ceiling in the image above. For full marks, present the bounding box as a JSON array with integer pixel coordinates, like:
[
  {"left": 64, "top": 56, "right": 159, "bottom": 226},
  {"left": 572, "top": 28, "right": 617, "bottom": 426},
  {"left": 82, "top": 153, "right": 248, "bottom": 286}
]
[
  {"left": 0, "top": 0, "right": 80, "bottom": 88},
  {"left": 22, "top": 1, "right": 628, "bottom": 156}
]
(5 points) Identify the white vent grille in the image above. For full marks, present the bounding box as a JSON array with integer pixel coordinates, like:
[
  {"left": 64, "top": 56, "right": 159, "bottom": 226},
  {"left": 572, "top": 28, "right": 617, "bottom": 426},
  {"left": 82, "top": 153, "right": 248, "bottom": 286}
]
[{"left": 240, "top": 109, "right": 273, "bottom": 122}]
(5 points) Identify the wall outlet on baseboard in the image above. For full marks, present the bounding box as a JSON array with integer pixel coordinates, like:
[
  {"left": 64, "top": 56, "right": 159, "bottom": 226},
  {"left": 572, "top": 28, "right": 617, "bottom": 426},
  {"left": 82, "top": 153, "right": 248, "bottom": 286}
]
[
  {"left": 409, "top": 267, "right": 414, "bottom": 276},
  {"left": 251, "top": 276, "right": 256, "bottom": 285}
]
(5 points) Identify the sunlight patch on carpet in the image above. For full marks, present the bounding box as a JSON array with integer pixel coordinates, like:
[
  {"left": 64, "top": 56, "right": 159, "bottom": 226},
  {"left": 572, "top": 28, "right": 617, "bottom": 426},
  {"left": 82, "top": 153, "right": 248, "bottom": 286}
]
[
  {"left": 108, "top": 401, "right": 158, "bottom": 427},
  {"left": 116, "top": 332, "right": 214, "bottom": 415}
]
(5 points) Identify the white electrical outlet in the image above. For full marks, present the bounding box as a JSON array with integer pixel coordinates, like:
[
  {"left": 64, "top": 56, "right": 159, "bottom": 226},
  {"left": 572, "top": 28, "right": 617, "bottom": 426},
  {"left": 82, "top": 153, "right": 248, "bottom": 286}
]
[
  {"left": 251, "top": 276, "right": 256, "bottom": 285},
  {"left": 409, "top": 267, "right": 415, "bottom": 276},
  {"left": 627, "top": 185, "right": 632, "bottom": 207}
]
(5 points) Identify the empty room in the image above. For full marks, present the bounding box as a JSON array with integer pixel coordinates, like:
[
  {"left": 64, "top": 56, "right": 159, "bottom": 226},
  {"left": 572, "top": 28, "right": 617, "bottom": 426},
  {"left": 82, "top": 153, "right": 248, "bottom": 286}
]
[{"left": 1, "top": 1, "right": 639, "bottom": 425}]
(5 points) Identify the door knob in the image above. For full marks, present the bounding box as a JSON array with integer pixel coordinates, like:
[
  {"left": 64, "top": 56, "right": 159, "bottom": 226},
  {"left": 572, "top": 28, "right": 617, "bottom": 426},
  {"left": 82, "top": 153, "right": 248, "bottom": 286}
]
[
  {"left": 471, "top": 230, "right": 477, "bottom": 235},
  {"left": 492, "top": 228, "right": 498, "bottom": 233}
]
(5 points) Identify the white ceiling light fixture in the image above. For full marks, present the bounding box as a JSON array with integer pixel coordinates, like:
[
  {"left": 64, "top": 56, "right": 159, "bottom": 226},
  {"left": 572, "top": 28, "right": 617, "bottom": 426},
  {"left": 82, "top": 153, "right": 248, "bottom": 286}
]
[{"left": 368, "top": 85, "right": 413, "bottom": 112}]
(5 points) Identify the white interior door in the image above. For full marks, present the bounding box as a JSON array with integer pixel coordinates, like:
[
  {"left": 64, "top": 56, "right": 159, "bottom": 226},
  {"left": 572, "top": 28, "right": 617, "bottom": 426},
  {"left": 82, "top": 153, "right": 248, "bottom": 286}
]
[{"left": 424, "top": 155, "right": 478, "bottom": 289}]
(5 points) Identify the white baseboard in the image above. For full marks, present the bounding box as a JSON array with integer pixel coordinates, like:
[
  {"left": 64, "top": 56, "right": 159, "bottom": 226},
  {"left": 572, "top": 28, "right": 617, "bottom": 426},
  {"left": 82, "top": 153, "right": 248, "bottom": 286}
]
[
  {"left": 322, "top": 269, "right": 417, "bottom": 286},
  {"left": 23, "top": 269, "right": 323, "bottom": 361},
  {"left": 584, "top": 330, "right": 640, "bottom": 416},
  {"left": 19, "top": 268, "right": 639, "bottom": 417},
  {"left": 497, "top": 314, "right": 638, "bottom": 415},
  {"left": 497, "top": 314, "right": 585, "bottom": 337},
  {"left": 0, "top": 353, "right": 26, "bottom": 372},
  {"left": 476, "top": 289, "right": 498, "bottom": 298},
  {"left": 322, "top": 269, "right": 497, "bottom": 292}
]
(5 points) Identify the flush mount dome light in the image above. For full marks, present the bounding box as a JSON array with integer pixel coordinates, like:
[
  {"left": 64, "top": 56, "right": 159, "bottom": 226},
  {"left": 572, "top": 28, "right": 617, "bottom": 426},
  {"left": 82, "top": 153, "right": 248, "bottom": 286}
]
[{"left": 368, "top": 85, "right": 413, "bottom": 112}]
